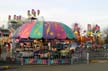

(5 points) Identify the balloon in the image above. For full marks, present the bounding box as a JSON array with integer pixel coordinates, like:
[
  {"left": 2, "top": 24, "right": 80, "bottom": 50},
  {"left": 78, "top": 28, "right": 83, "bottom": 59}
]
[
  {"left": 74, "top": 31, "right": 78, "bottom": 35},
  {"left": 15, "top": 39, "right": 19, "bottom": 42}
]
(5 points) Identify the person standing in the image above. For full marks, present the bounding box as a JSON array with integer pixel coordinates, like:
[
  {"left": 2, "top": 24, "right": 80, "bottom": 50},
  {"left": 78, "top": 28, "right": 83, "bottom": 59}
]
[{"left": 0, "top": 46, "right": 1, "bottom": 59}]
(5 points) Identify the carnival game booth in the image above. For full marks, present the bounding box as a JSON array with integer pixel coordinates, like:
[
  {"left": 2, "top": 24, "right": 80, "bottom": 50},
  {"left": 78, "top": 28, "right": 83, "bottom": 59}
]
[{"left": 13, "top": 20, "right": 75, "bottom": 65}]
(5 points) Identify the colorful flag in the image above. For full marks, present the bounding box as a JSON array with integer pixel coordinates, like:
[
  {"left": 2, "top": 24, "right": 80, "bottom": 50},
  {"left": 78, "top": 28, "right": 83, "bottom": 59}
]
[
  {"left": 37, "top": 9, "right": 40, "bottom": 16},
  {"left": 27, "top": 10, "right": 31, "bottom": 18},
  {"left": 8, "top": 15, "right": 11, "bottom": 21},
  {"left": 13, "top": 15, "right": 17, "bottom": 20}
]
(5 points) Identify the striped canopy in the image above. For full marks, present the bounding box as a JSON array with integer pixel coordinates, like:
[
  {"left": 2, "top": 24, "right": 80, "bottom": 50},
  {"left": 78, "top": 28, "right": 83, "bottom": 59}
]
[{"left": 13, "top": 21, "right": 75, "bottom": 40}]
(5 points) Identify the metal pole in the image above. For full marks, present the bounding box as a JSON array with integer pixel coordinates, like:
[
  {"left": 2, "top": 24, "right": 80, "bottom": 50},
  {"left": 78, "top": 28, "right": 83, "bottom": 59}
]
[
  {"left": 71, "top": 54, "right": 73, "bottom": 64},
  {"left": 87, "top": 52, "right": 89, "bottom": 64},
  {"left": 48, "top": 42, "right": 51, "bottom": 65},
  {"left": 20, "top": 57, "right": 24, "bottom": 66}
]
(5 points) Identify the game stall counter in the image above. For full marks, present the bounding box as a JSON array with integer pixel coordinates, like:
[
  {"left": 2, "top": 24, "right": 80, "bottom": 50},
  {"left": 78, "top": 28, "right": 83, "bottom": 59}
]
[{"left": 13, "top": 20, "right": 75, "bottom": 65}]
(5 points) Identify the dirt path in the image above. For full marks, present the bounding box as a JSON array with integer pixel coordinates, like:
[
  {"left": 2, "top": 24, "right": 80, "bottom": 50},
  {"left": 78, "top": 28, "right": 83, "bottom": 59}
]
[{"left": 3, "top": 63, "right": 108, "bottom": 71}]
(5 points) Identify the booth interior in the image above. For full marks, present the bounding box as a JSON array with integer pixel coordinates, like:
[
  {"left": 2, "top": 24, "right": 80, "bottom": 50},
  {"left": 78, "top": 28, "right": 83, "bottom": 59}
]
[{"left": 14, "top": 38, "right": 74, "bottom": 64}]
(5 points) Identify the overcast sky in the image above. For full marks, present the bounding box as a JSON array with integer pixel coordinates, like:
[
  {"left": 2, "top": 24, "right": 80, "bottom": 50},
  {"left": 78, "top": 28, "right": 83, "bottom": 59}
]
[{"left": 0, "top": 0, "right": 108, "bottom": 30}]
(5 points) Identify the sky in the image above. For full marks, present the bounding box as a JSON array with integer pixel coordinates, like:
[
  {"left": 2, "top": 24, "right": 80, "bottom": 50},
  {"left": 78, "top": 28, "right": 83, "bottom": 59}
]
[{"left": 0, "top": 0, "right": 108, "bottom": 31}]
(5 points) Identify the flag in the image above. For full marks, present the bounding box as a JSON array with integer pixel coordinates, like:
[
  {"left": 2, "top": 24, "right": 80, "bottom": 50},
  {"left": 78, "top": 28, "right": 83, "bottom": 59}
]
[
  {"left": 19, "top": 15, "right": 22, "bottom": 20},
  {"left": 13, "top": 15, "right": 17, "bottom": 21},
  {"left": 74, "top": 23, "right": 78, "bottom": 31},
  {"left": 32, "top": 9, "right": 36, "bottom": 18},
  {"left": 8, "top": 15, "right": 11, "bottom": 21},
  {"left": 27, "top": 10, "right": 31, "bottom": 18},
  {"left": 37, "top": 9, "right": 40, "bottom": 16}
]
